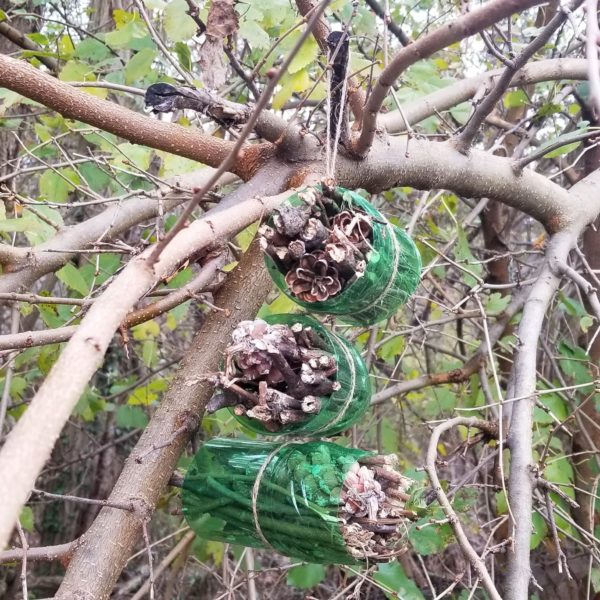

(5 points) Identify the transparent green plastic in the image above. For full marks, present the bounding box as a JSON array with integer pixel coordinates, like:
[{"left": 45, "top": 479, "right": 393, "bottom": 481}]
[
  {"left": 182, "top": 438, "right": 372, "bottom": 564},
  {"left": 228, "top": 314, "right": 370, "bottom": 437},
  {"left": 264, "top": 187, "right": 422, "bottom": 326}
]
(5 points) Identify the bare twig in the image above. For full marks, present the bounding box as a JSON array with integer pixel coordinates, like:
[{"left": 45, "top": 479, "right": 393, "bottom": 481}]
[
  {"left": 454, "top": 3, "right": 577, "bottom": 153},
  {"left": 543, "top": 490, "right": 573, "bottom": 578},
  {"left": 15, "top": 520, "right": 29, "bottom": 600},
  {"left": 424, "top": 416, "right": 502, "bottom": 600},
  {"left": 130, "top": 531, "right": 195, "bottom": 600},
  {"left": 32, "top": 489, "right": 135, "bottom": 512},
  {"left": 141, "top": 520, "right": 155, "bottom": 600},
  {"left": 352, "top": 0, "right": 545, "bottom": 156},
  {"left": 586, "top": 0, "right": 600, "bottom": 118},
  {"left": 147, "top": 0, "right": 331, "bottom": 264}
]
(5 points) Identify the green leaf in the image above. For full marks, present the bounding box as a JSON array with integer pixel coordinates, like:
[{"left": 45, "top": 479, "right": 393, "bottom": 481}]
[
  {"left": 238, "top": 19, "right": 270, "bottom": 50},
  {"left": 373, "top": 561, "right": 425, "bottom": 600},
  {"left": 538, "top": 129, "right": 591, "bottom": 159},
  {"left": 559, "top": 292, "right": 587, "bottom": 318},
  {"left": 286, "top": 563, "right": 326, "bottom": 589},
  {"left": 0, "top": 217, "right": 45, "bottom": 233},
  {"left": 558, "top": 342, "right": 593, "bottom": 385},
  {"left": 132, "top": 320, "right": 161, "bottom": 340},
  {"left": 590, "top": 567, "right": 600, "bottom": 593},
  {"left": 124, "top": 48, "right": 157, "bottom": 84},
  {"left": 454, "top": 229, "right": 482, "bottom": 287},
  {"left": 157, "top": 151, "right": 200, "bottom": 178},
  {"left": 39, "top": 169, "right": 75, "bottom": 203},
  {"left": 75, "top": 38, "right": 112, "bottom": 62},
  {"left": 164, "top": 0, "right": 197, "bottom": 42},
  {"left": 58, "top": 34, "right": 75, "bottom": 59},
  {"left": 449, "top": 102, "right": 471, "bottom": 125},
  {"left": 288, "top": 35, "right": 318, "bottom": 74},
  {"left": 59, "top": 60, "right": 92, "bottom": 82},
  {"left": 530, "top": 511, "right": 548, "bottom": 549},
  {"left": 409, "top": 520, "right": 453, "bottom": 555},
  {"left": 113, "top": 143, "right": 153, "bottom": 172},
  {"left": 272, "top": 70, "right": 310, "bottom": 110},
  {"left": 533, "top": 393, "right": 568, "bottom": 424},
  {"left": 174, "top": 41, "right": 192, "bottom": 72},
  {"left": 56, "top": 263, "right": 89, "bottom": 296},
  {"left": 485, "top": 292, "right": 511, "bottom": 316},
  {"left": 19, "top": 507, "right": 34, "bottom": 533},
  {"left": 378, "top": 335, "right": 405, "bottom": 361},
  {"left": 105, "top": 11, "right": 148, "bottom": 49},
  {"left": 544, "top": 142, "right": 582, "bottom": 158},
  {"left": 503, "top": 89, "right": 528, "bottom": 108},
  {"left": 544, "top": 455, "right": 574, "bottom": 486},
  {"left": 580, "top": 315, "right": 595, "bottom": 332},
  {"left": 79, "top": 162, "right": 111, "bottom": 192},
  {"left": 116, "top": 405, "right": 149, "bottom": 429}
]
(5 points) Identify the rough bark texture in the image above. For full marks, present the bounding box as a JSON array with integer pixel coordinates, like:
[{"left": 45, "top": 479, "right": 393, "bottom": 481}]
[{"left": 55, "top": 241, "right": 271, "bottom": 600}]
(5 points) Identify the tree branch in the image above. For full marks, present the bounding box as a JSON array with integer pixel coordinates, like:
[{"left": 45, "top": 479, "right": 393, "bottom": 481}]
[
  {"left": 364, "top": 0, "right": 410, "bottom": 46},
  {"left": 352, "top": 0, "right": 547, "bottom": 156},
  {"left": 454, "top": 3, "right": 576, "bottom": 153},
  {"left": 425, "top": 417, "right": 502, "bottom": 600},
  {"left": 501, "top": 165, "right": 600, "bottom": 597},
  {"left": 0, "top": 169, "right": 237, "bottom": 293},
  {"left": 0, "top": 178, "right": 293, "bottom": 551},
  {"left": 335, "top": 136, "right": 578, "bottom": 231},
  {"left": 55, "top": 240, "right": 272, "bottom": 599},
  {"left": 0, "top": 21, "right": 59, "bottom": 72},
  {"left": 0, "top": 54, "right": 268, "bottom": 180},
  {"left": 379, "top": 58, "right": 589, "bottom": 133}
]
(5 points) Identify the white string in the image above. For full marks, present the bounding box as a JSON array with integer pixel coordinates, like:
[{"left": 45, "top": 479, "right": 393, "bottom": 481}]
[
  {"left": 251, "top": 442, "right": 293, "bottom": 550},
  {"left": 330, "top": 70, "right": 349, "bottom": 179},
  {"left": 312, "top": 332, "right": 357, "bottom": 434},
  {"left": 325, "top": 64, "right": 333, "bottom": 178},
  {"left": 353, "top": 217, "right": 403, "bottom": 320}
]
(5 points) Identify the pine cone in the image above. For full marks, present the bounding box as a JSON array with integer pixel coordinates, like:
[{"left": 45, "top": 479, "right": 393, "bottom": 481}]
[
  {"left": 331, "top": 210, "right": 373, "bottom": 244},
  {"left": 285, "top": 251, "right": 342, "bottom": 302}
]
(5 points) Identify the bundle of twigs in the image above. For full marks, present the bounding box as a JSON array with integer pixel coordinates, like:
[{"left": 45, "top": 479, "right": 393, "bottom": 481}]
[
  {"left": 206, "top": 319, "right": 339, "bottom": 431},
  {"left": 259, "top": 186, "right": 375, "bottom": 303},
  {"left": 341, "top": 454, "right": 414, "bottom": 560}
]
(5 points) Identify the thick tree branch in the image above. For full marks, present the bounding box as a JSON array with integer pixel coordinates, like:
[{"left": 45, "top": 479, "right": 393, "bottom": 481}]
[
  {"left": 55, "top": 240, "right": 272, "bottom": 599},
  {"left": 335, "top": 137, "right": 578, "bottom": 231},
  {"left": 0, "top": 54, "right": 270, "bottom": 180},
  {"left": 0, "top": 176, "right": 292, "bottom": 551},
  {"left": 504, "top": 167, "right": 600, "bottom": 598},
  {"left": 352, "top": 0, "right": 547, "bottom": 156},
  {"left": 379, "top": 58, "right": 589, "bottom": 133}
]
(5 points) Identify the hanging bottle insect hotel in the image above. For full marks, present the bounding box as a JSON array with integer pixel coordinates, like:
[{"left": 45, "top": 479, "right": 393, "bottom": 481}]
[
  {"left": 182, "top": 439, "right": 417, "bottom": 565},
  {"left": 205, "top": 314, "right": 370, "bottom": 436},
  {"left": 260, "top": 185, "right": 421, "bottom": 326}
]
